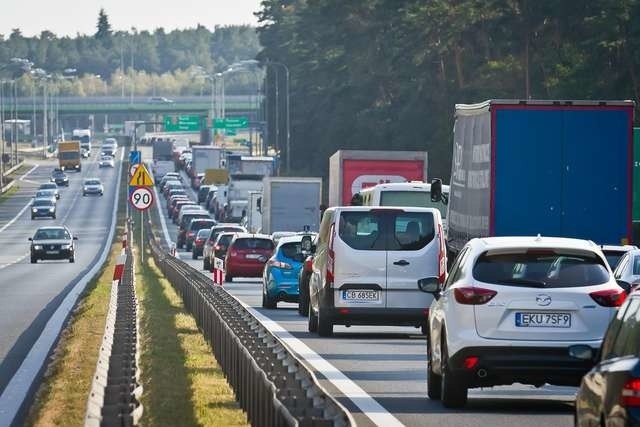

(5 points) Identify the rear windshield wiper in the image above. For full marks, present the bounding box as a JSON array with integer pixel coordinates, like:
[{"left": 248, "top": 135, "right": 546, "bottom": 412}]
[{"left": 494, "top": 278, "right": 548, "bottom": 288}]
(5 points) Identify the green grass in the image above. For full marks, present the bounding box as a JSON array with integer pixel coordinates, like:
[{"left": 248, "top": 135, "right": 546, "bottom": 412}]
[
  {"left": 26, "top": 237, "right": 124, "bottom": 426},
  {"left": 135, "top": 220, "right": 248, "bottom": 427},
  {"left": 0, "top": 182, "right": 18, "bottom": 203}
]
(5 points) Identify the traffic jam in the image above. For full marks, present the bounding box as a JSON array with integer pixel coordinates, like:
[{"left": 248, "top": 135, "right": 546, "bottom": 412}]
[{"left": 147, "top": 99, "right": 640, "bottom": 424}]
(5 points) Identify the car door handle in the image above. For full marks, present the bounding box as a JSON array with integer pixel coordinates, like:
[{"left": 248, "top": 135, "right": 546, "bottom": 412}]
[{"left": 393, "top": 260, "right": 410, "bottom": 266}]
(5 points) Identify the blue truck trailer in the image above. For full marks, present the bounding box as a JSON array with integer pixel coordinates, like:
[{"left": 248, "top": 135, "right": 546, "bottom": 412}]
[{"left": 447, "top": 99, "right": 634, "bottom": 255}]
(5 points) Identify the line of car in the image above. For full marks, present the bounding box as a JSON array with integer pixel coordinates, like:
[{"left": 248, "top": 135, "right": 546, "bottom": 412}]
[{"left": 157, "top": 170, "right": 640, "bottom": 422}]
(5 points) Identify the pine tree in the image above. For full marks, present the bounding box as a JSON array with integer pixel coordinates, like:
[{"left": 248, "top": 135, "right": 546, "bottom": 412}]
[{"left": 95, "top": 8, "right": 112, "bottom": 39}]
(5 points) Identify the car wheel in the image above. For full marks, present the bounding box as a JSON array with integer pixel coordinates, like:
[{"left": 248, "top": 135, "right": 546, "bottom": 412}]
[
  {"left": 308, "top": 304, "right": 318, "bottom": 333},
  {"left": 317, "top": 308, "right": 333, "bottom": 337},
  {"left": 427, "top": 336, "right": 442, "bottom": 400},
  {"left": 298, "top": 275, "right": 309, "bottom": 316},
  {"left": 225, "top": 275, "right": 233, "bottom": 283},
  {"left": 52, "top": 214, "right": 56, "bottom": 219},
  {"left": 186, "top": 243, "right": 192, "bottom": 252},
  {"left": 83, "top": 193, "right": 86, "bottom": 196},
  {"left": 262, "top": 287, "right": 277, "bottom": 309},
  {"left": 69, "top": 255, "right": 75, "bottom": 263},
  {"left": 31, "top": 215, "right": 35, "bottom": 220},
  {"left": 441, "top": 335, "right": 467, "bottom": 408},
  {"left": 30, "top": 256, "right": 37, "bottom": 264},
  {"left": 203, "top": 257, "right": 210, "bottom": 271},
  {"left": 192, "top": 250, "right": 197, "bottom": 260},
  {"left": 421, "top": 322, "right": 429, "bottom": 335}
]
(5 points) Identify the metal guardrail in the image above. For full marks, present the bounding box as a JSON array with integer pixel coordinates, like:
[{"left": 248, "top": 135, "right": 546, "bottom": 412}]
[
  {"left": 145, "top": 221, "right": 354, "bottom": 426},
  {"left": 85, "top": 225, "right": 143, "bottom": 426}
]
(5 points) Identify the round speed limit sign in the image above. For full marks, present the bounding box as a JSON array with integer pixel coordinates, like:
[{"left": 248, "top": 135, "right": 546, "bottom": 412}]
[{"left": 129, "top": 187, "right": 154, "bottom": 211}]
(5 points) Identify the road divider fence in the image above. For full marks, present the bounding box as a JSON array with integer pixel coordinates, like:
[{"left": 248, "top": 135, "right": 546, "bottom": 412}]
[
  {"left": 145, "top": 220, "right": 353, "bottom": 426},
  {"left": 85, "top": 223, "right": 143, "bottom": 426}
]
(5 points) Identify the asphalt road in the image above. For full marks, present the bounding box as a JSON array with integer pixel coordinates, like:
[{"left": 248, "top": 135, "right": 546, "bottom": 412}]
[
  {"left": 0, "top": 149, "right": 121, "bottom": 394},
  {"left": 141, "top": 160, "right": 577, "bottom": 427}
]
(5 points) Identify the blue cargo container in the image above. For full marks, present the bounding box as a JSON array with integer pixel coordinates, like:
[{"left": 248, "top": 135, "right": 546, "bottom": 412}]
[{"left": 447, "top": 100, "right": 634, "bottom": 254}]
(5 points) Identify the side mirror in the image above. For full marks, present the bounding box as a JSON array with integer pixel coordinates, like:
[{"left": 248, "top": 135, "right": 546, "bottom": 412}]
[
  {"left": 568, "top": 344, "right": 595, "bottom": 361},
  {"left": 617, "top": 279, "right": 631, "bottom": 294},
  {"left": 73, "top": 236, "right": 79, "bottom": 240},
  {"left": 28, "top": 237, "right": 33, "bottom": 241},
  {"left": 418, "top": 277, "right": 440, "bottom": 294},
  {"left": 431, "top": 179, "right": 443, "bottom": 202},
  {"left": 301, "top": 235, "right": 313, "bottom": 252}
]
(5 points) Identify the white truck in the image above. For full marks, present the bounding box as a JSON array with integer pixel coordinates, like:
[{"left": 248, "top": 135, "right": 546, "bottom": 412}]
[
  {"left": 192, "top": 146, "right": 224, "bottom": 177},
  {"left": 226, "top": 177, "right": 263, "bottom": 222},
  {"left": 241, "top": 191, "right": 263, "bottom": 233},
  {"left": 72, "top": 129, "right": 92, "bottom": 154},
  {"left": 260, "top": 177, "right": 322, "bottom": 234}
]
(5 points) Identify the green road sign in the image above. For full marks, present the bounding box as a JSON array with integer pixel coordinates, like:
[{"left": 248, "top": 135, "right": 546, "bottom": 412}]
[
  {"left": 212, "top": 117, "right": 249, "bottom": 129},
  {"left": 164, "top": 115, "right": 201, "bottom": 132}
]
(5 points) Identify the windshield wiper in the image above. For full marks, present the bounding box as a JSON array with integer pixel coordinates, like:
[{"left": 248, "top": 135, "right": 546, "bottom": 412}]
[{"left": 494, "top": 278, "right": 547, "bottom": 288}]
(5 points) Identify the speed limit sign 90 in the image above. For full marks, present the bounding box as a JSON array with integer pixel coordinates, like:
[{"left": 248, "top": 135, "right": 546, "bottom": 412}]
[{"left": 129, "top": 187, "right": 154, "bottom": 211}]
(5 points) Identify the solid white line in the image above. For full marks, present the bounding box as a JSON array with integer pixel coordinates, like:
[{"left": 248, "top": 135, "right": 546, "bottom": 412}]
[
  {"left": 153, "top": 185, "right": 173, "bottom": 247},
  {"left": 0, "top": 150, "right": 124, "bottom": 425},
  {"left": 19, "top": 164, "right": 38, "bottom": 181},
  {"left": 241, "top": 304, "right": 405, "bottom": 427},
  {"left": 153, "top": 197, "right": 402, "bottom": 426}
]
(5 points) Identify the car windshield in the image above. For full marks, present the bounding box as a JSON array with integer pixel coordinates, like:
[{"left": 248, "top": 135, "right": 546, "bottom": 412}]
[
  {"left": 211, "top": 227, "right": 244, "bottom": 241},
  {"left": 280, "top": 242, "right": 306, "bottom": 262},
  {"left": 85, "top": 180, "right": 101, "bottom": 185},
  {"left": 473, "top": 250, "right": 610, "bottom": 288},
  {"left": 216, "top": 234, "right": 234, "bottom": 246},
  {"left": 233, "top": 238, "right": 274, "bottom": 250},
  {"left": 34, "top": 228, "right": 70, "bottom": 239},
  {"left": 379, "top": 191, "right": 447, "bottom": 219},
  {"left": 36, "top": 191, "right": 54, "bottom": 197},
  {"left": 52, "top": 171, "right": 65, "bottom": 177},
  {"left": 196, "top": 229, "right": 211, "bottom": 239},
  {"left": 190, "top": 220, "right": 216, "bottom": 231},
  {"left": 604, "top": 251, "right": 625, "bottom": 269},
  {"left": 33, "top": 199, "right": 54, "bottom": 206}
]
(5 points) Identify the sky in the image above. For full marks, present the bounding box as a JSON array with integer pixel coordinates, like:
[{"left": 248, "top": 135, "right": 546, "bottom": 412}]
[{"left": 0, "top": 0, "right": 262, "bottom": 37}]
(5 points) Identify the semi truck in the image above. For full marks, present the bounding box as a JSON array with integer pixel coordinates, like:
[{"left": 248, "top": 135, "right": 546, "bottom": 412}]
[
  {"left": 152, "top": 139, "right": 173, "bottom": 161},
  {"left": 191, "top": 146, "right": 224, "bottom": 177},
  {"left": 328, "top": 150, "right": 429, "bottom": 206},
  {"left": 444, "top": 99, "right": 634, "bottom": 255},
  {"left": 58, "top": 141, "right": 82, "bottom": 171},
  {"left": 227, "top": 155, "right": 275, "bottom": 176},
  {"left": 260, "top": 177, "right": 322, "bottom": 234}
]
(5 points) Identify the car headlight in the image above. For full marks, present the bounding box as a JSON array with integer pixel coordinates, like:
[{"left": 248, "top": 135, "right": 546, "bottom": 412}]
[
  {"left": 33, "top": 245, "right": 43, "bottom": 250},
  {"left": 61, "top": 244, "right": 72, "bottom": 249},
  {"left": 49, "top": 207, "right": 55, "bottom": 212},
  {"left": 32, "top": 208, "right": 37, "bottom": 212}
]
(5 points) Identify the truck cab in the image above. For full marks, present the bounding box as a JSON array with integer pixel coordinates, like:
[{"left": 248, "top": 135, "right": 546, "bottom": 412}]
[{"left": 57, "top": 141, "right": 82, "bottom": 172}]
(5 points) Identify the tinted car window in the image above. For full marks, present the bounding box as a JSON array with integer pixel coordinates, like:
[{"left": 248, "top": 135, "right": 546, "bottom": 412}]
[
  {"left": 389, "top": 212, "right": 435, "bottom": 251},
  {"left": 181, "top": 214, "right": 209, "bottom": 228},
  {"left": 34, "top": 228, "right": 70, "bottom": 240},
  {"left": 209, "top": 227, "right": 244, "bottom": 242},
  {"left": 196, "top": 229, "right": 211, "bottom": 239},
  {"left": 33, "top": 199, "right": 54, "bottom": 206},
  {"left": 604, "top": 252, "right": 625, "bottom": 269},
  {"left": 217, "top": 234, "right": 234, "bottom": 246},
  {"left": 233, "top": 238, "right": 274, "bottom": 250},
  {"left": 611, "top": 298, "right": 640, "bottom": 357},
  {"left": 189, "top": 220, "right": 216, "bottom": 231},
  {"left": 339, "top": 211, "right": 384, "bottom": 251},
  {"left": 473, "top": 251, "right": 609, "bottom": 288},
  {"left": 633, "top": 256, "right": 640, "bottom": 275},
  {"left": 281, "top": 242, "right": 305, "bottom": 262}
]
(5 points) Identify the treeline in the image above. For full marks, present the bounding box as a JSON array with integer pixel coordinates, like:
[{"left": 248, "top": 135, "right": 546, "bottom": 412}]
[
  {"left": 257, "top": 0, "right": 640, "bottom": 180},
  {"left": 0, "top": 19, "right": 261, "bottom": 96}
]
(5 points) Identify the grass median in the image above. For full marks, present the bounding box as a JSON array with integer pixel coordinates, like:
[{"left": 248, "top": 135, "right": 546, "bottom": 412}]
[
  {"left": 26, "top": 232, "right": 125, "bottom": 426},
  {"left": 135, "top": 214, "right": 248, "bottom": 426}
]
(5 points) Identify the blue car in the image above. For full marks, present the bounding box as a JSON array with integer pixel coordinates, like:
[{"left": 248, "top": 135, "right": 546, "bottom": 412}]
[{"left": 262, "top": 234, "right": 316, "bottom": 309}]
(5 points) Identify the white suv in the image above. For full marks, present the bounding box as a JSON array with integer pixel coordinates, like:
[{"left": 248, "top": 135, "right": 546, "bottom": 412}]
[
  {"left": 308, "top": 206, "right": 446, "bottom": 337},
  {"left": 424, "top": 236, "right": 626, "bottom": 408}
]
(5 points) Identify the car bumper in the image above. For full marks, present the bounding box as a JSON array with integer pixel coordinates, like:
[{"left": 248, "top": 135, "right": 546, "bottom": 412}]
[
  {"left": 32, "top": 211, "right": 55, "bottom": 218},
  {"left": 315, "top": 286, "right": 427, "bottom": 327},
  {"left": 54, "top": 180, "right": 69, "bottom": 186},
  {"left": 448, "top": 346, "right": 599, "bottom": 387},
  {"left": 83, "top": 189, "right": 103, "bottom": 194},
  {"left": 226, "top": 261, "right": 265, "bottom": 278},
  {"left": 32, "top": 249, "right": 73, "bottom": 260},
  {"left": 193, "top": 246, "right": 204, "bottom": 256}
]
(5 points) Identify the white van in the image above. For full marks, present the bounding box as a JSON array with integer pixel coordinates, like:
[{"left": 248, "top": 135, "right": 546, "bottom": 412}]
[
  {"left": 360, "top": 182, "right": 449, "bottom": 233},
  {"left": 308, "top": 206, "right": 447, "bottom": 336}
]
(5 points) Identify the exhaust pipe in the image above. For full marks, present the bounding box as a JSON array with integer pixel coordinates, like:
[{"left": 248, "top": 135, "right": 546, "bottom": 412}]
[{"left": 477, "top": 369, "right": 488, "bottom": 378}]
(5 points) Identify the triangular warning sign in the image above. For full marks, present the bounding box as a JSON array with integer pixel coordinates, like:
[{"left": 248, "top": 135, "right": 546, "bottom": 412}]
[{"left": 128, "top": 163, "right": 154, "bottom": 186}]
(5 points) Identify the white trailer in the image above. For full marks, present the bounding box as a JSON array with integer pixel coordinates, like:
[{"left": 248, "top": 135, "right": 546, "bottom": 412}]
[{"left": 260, "top": 177, "right": 322, "bottom": 235}]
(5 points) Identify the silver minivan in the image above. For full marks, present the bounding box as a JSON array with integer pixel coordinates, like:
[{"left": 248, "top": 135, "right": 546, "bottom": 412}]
[{"left": 308, "top": 206, "right": 446, "bottom": 336}]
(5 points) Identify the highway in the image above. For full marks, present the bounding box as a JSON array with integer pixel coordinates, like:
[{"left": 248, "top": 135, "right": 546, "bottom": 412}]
[
  {"left": 149, "top": 163, "right": 577, "bottom": 427},
  {"left": 0, "top": 148, "right": 122, "bottom": 396}
]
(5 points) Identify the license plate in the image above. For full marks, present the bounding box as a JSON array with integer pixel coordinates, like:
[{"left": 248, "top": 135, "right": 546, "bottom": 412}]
[
  {"left": 515, "top": 312, "right": 571, "bottom": 328},
  {"left": 46, "top": 250, "right": 59, "bottom": 254},
  {"left": 246, "top": 254, "right": 261, "bottom": 259},
  {"left": 341, "top": 289, "right": 381, "bottom": 304}
]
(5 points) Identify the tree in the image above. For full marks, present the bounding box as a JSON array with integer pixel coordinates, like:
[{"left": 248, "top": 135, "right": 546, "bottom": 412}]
[{"left": 96, "top": 8, "right": 112, "bottom": 40}]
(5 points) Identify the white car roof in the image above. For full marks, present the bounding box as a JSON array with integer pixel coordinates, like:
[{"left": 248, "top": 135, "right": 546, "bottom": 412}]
[
  {"left": 277, "top": 234, "right": 318, "bottom": 246},
  {"left": 474, "top": 236, "right": 600, "bottom": 252},
  {"left": 233, "top": 232, "right": 272, "bottom": 240},
  {"left": 600, "top": 244, "right": 638, "bottom": 252}
]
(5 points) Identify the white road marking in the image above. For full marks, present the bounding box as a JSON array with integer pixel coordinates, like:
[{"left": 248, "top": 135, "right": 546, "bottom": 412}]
[
  {"left": 19, "top": 164, "right": 39, "bottom": 181},
  {"left": 154, "top": 192, "right": 403, "bottom": 427},
  {"left": 0, "top": 253, "right": 28, "bottom": 271}
]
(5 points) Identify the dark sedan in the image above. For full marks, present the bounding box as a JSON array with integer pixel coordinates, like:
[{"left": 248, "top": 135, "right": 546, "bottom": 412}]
[
  {"left": 575, "top": 292, "right": 640, "bottom": 426},
  {"left": 29, "top": 226, "right": 78, "bottom": 263},
  {"left": 31, "top": 198, "right": 57, "bottom": 219},
  {"left": 50, "top": 169, "right": 69, "bottom": 186}
]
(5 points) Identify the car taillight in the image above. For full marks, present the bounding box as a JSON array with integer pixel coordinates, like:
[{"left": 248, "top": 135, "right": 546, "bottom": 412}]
[
  {"left": 590, "top": 288, "right": 626, "bottom": 307},
  {"left": 188, "top": 231, "right": 195, "bottom": 237},
  {"left": 326, "top": 223, "right": 335, "bottom": 287},
  {"left": 454, "top": 287, "right": 497, "bottom": 305},
  {"left": 269, "top": 260, "right": 292, "bottom": 270},
  {"left": 214, "top": 245, "right": 221, "bottom": 251},
  {"left": 304, "top": 257, "right": 313, "bottom": 272},
  {"left": 195, "top": 239, "right": 204, "bottom": 244},
  {"left": 622, "top": 378, "right": 640, "bottom": 407},
  {"left": 437, "top": 223, "right": 446, "bottom": 284}
]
